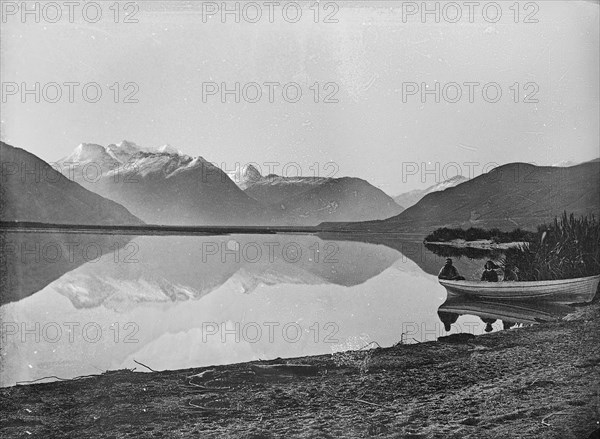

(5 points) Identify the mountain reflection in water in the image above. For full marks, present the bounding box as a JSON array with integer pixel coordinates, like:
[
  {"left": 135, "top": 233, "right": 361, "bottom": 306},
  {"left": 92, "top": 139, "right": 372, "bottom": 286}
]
[{"left": 0, "top": 232, "right": 577, "bottom": 386}]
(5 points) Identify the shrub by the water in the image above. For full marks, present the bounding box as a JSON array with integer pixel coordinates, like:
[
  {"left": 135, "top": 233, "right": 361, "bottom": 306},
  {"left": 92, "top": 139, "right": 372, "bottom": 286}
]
[{"left": 501, "top": 213, "right": 600, "bottom": 281}]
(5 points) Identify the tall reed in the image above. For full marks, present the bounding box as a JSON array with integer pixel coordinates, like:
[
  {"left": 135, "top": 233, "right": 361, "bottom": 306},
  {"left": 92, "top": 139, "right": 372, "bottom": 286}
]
[{"left": 501, "top": 213, "right": 600, "bottom": 281}]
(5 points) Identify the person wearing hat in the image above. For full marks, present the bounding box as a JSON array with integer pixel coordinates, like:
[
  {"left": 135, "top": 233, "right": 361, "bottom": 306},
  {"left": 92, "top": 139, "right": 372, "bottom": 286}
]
[
  {"left": 438, "top": 258, "right": 464, "bottom": 280},
  {"left": 503, "top": 264, "right": 520, "bottom": 281},
  {"left": 481, "top": 260, "right": 499, "bottom": 282}
]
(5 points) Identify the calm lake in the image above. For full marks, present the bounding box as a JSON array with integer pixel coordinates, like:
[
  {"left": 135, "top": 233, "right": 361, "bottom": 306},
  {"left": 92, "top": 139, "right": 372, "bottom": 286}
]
[{"left": 0, "top": 232, "right": 572, "bottom": 386}]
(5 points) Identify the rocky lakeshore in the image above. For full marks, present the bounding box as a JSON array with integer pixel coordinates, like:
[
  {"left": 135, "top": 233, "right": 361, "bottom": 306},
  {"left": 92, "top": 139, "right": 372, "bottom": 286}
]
[{"left": 1, "top": 301, "right": 599, "bottom": 439}]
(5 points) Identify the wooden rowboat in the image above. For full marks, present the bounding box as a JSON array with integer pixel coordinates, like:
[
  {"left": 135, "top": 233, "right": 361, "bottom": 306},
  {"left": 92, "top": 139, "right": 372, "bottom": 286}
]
[{"left": 439, "top": 274, "right": 600, "bottom": 303}]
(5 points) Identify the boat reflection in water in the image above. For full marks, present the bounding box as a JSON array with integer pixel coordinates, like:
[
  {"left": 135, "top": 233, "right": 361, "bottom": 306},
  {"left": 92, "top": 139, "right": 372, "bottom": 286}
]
[{"left": 437, "top": 295, "right": 578, "bottom": 334}]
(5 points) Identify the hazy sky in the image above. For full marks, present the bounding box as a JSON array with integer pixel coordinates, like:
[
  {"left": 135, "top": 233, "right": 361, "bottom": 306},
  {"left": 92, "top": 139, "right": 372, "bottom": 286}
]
[{"left": 1, "top": 1, "right": 598, "bottom": 194}]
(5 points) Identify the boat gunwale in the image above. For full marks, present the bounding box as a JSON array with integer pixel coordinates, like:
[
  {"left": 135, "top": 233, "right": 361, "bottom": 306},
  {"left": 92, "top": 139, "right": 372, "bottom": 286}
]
[{"left": 438, "top": 274, "right": 600, "bottom": 290}]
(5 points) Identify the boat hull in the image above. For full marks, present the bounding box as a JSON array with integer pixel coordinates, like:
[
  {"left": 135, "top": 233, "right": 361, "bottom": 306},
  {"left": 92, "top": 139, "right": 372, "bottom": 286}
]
[{"left": 439, "top": 275, "right": 600, "bottom": 303}]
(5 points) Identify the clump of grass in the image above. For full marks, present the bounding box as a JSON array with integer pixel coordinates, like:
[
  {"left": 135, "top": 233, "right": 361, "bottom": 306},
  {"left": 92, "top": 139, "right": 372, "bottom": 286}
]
[
  {"left": 501, "top": 213, "right": 600, "bottom": 281},
  {"left": 332, "top": 350, "right": 372, "bottom": 376}
]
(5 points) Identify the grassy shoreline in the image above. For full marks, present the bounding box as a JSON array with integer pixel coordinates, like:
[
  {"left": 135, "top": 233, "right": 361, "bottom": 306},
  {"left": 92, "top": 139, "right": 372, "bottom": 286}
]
[{"left": 2, "top": 300, "right": 599, "bottom": 438}]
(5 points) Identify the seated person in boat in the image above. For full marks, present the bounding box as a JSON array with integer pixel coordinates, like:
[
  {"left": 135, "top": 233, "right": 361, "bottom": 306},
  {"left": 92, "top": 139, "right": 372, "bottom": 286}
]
[
  {"left": 438, "top": 258, "right": 465, "bottom": 280},
  {"left": 503, "top": 264, "right": 519, "bottom": 281},
  {"left": 481, "top": 261, "right": 499, "bottom": 282}
]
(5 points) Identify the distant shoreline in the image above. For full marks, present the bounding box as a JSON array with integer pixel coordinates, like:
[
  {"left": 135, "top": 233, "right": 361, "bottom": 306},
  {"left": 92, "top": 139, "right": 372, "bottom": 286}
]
[
  {"left": 0, "top": 222, "right": 433, "bottom": 244},
  {"left": 0, "top": 221, "right": 321, "bottom": 236},
  {"left": 0, "top": 221, "right": 406, "bottom": 237},
  {"left": 425, "top": 239, "right": 527, "bottom": 250}
]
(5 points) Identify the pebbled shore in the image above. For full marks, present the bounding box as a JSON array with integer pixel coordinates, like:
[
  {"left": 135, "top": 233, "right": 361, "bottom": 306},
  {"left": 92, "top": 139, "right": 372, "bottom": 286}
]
[{"left": 1, "top": 301, "right": 599, "bottom": 439}]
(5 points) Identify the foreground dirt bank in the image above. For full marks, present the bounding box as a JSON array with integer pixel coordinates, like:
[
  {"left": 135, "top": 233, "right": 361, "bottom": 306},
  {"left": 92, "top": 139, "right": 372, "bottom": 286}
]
[{"left": 1, "top": 303, "right": 599, "bottom": 439}]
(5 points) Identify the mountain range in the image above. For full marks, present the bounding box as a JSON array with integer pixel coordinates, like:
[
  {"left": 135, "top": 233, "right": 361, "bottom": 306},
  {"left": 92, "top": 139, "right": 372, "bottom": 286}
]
[
  {"left": 234, "top": 165, "right": 329, "bottom": 203},
  {"left": 3, "top": 140, "right": 597, "bottom": 232},
  {"left": 56, "top": 141, "right": 266, "bottom": 226},
  {"left": 238, "top": 165, "right": 404, "bottom": 225},
  {"left": 56, "top": 141, "right": 404, "bottom": 226},
  {"left": 329, "top": 161, "right": 600, "bottom": 233}
]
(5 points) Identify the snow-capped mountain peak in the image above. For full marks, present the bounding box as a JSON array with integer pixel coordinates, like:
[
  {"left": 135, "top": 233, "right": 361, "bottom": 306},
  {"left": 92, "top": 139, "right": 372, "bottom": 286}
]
[
  {"left": 116, "top": 139, "right": 141, "bottom": 151},
  {"left": 73, "top": 143, "right": 108, "bottom": 157},
  {"left": 106, "top": 140, "right": 144, "bottom": 162},
  {"left": 227, "top": 164, "right": 263, "bottom": 189},
  {"left": 62, "top": 143, "right": 119, "bottom": 166},
  {"left": 157, "top": 144, "right": 183, "bottom": 155},
  {"left": 244, "top": 164, "right": 262, "bottom": 180},
  {"left": 59, "top": 141, "right": 195, "bottom": 179},
  {"left": 103, "top": 141, "right": 189, "bottom": 162}
]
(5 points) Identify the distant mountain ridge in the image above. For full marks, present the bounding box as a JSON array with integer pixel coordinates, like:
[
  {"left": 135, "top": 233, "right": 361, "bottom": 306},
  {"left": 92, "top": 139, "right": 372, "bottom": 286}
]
[
  {"left": 273, "top": 176, "right": 404, "bottom": 225},
  {"left": 0, "top": 142, "right": 142, "bottom": 226},
  {"left": 56, "top": 142, "right": 404, "bottom": 226},
  {"left": 239, "top": 164, "right": 331, "bottom": 204},
  {"left": 239, "top": 165, "right": 404, "bottom": 225},
  {"left": 551, "top": 158, "right": 600, "bottom": 167},
  {"left": 394, "top": 175, "right": 469, "bottom": 209},
  {"left": 328, "top": 161, "right": 600, "bottom": 233}
]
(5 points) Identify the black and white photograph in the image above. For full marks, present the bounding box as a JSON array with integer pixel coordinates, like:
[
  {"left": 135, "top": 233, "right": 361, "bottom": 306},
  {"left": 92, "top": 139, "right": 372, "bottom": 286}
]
[{"left": 1, "top": 1, "right": 599, "bottom": 437}]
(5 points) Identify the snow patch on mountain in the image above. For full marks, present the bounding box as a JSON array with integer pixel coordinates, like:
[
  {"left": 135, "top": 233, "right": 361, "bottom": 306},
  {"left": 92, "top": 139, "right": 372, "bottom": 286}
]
[
  {"left": 394, "top": 175, "right": 469, "bottom": 209},
  {"left": 63, "top": 143, "right": 120, "bottom": 167},
  {"left": 227, "top": 164, "right": 264, "bottom": 190},
  {"left": 552, "top": 160, "right": 578, "bottom": 167},
  {"left": 157, "top": 144, "right": 184, "bottom": 155},
  {"left": 96, "top": 140, "right": 189, "bottom": 163}
]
